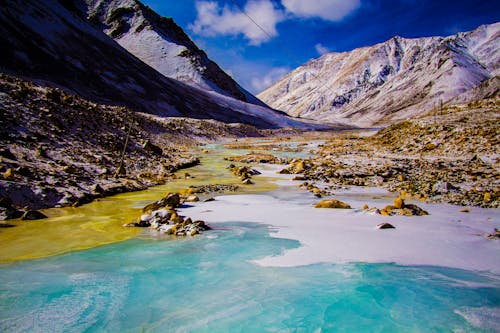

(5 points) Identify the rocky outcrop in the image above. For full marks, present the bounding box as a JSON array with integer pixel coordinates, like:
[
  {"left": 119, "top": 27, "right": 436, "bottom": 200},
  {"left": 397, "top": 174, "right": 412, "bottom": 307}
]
[
  {"left": 126, "top": 191, "right": 211, "bottom": 237},
  {"left": 228, "top": 165, "right": 261, "bottom": 185},
  {"left": 314, "top": 199, "right": 351, "bottom": 209},
  {"left": 224, "top": 153, "right": 288, "bottom": 164}
]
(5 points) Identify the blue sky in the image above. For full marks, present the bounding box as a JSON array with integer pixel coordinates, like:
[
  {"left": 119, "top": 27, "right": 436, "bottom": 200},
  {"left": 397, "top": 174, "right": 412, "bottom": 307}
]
[{"left": 142, "top": 0, "right": 499, "bottom": 94}]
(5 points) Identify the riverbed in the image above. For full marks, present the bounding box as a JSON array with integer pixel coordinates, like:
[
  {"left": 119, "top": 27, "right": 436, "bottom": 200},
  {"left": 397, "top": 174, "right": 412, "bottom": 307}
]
[{"left": 0, "top": 137, "right": 499, "bottom": 332}]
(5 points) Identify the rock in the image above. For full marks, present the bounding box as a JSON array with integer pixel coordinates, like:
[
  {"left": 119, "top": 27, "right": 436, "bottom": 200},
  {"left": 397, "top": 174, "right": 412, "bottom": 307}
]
[
  {"left": 91, "top": 183, "right": 104, "bottom": 194},
  {"left": 185, "top": 195, "right": 199, "bottom": 202},
  {"left": 0, "top": 197, "right": 23, "bottom": 220},
  {"left": 377, "top": 222, "right": 395, "bottom": 229},
  {"left": 142, "top": 140, "right": 163, "bottom": 155},
  {"left": 362, "top": 204, "right": 369, "bottom": 210},
  {"left": 3, "top": 168, "right": 13, "bottom": 180},
  {"left": 380, "top": 209, "right": 391, "bottom": 216},
  {"left": 459, "top": 208, "right": 470, "bottom": 213},
  {"left": 292, "top": 176, "right": 305, "bottom": 181},
  {"left": 21, "top": 210, "right": 48, "bottom": 220},
  {"left": 314, "top": 199, "right": 351, "bottom": 209},
  {"left": 204, "top": 197, "right": 215, "bottom": 202},
  {"left": 403, "top": 204, "right": 429, "bottom": 216},
  {"left": 242, "top": 178, "right": 253, "bottom": 185},
  {"left": 486, "top": 228, "right": 499, "bottom": 240},
  {"left": 394, "top": 197, "right": 405, "bottom": 209},
  {"left": 0, "top": 148, "right": 16, "bottom": 160},
  {"left": 122, "top": 223, "right": 136, "bottom": 227},
  {"left": 483, "top": 192, "right": 492, "bottom": 203},
  {"left": 184, "top": 172, "right": 192, "bottom": 179},
  {"left": 294, "top": 160, "right": 305, "bottom": 173},
  {"left": 163, "top": 193, "right": 181, "bottom": 208}
]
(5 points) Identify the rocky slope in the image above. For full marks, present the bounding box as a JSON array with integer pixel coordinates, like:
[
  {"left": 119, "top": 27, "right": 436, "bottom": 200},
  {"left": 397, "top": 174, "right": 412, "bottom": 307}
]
[
  {"left": 0, "top": 0, "right": 310, "bottom": 129},
  {"left": 0, "top": 74, "right": 294, "bottom": 218},
  {"left": 258, "top": 23, "right": 500, "bottom": 127},
  {"left": 285, "top": 98, "right": 499, "bottom": 208},
  {"left": 84, "top": 0, "right": 265, "bottom": 106}
]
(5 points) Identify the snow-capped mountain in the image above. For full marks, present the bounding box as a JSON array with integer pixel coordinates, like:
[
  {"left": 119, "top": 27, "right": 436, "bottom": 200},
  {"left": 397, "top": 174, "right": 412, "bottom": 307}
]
[
  {"left": 258, "top": 23, "right": 500, "bottom": 127},
  {"left": 84, "top": 0, "right": 265, "bottom": 106},
  {"left": 0, "top": 0, "right": 311, "bottom": 129}
]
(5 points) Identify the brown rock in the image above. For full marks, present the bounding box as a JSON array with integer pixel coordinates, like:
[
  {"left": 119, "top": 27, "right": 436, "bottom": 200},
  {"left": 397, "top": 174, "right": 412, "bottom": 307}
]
[
  {"left": 314, "top": 199, "right": 351, "bottom": 209},
  {"left": 3, "top": 168, "right": 13, "bottom": 180},
  {"left": 21, "top": 210, "right": 48, "bottom": 220},
  {"left": 394, "top": 197, "right": 405, "bottom": 209}
]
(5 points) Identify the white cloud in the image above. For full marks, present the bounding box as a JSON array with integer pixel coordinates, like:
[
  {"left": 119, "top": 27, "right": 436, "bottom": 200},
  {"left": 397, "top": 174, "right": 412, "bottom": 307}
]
[
  {"left": 315, "top": 43, "right": 330, "bottom": 55},
  {"left": 282, "top": 0, "right": 361, "bottom": 21},
  {"left": 189, "top": 0, "right": 284, "bottom": 45},
  {"left": 250, "top": 66, "right": 290, "bottom": 92}
]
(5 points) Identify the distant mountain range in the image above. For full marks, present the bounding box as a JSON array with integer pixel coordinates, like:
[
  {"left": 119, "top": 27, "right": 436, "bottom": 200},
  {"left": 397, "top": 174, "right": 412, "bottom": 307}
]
[
  {"left": 258, "top": 23, "right": 500, "bottom": 127},
  {"left": 0, "top": 0, "right": 313, "bottom": 129}
]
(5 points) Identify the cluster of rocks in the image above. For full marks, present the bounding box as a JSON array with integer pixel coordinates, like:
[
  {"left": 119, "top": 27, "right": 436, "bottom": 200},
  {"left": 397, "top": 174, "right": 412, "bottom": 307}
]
[
  {"left": 0, "top": 196, "right": 48, "bottom": 221},
  {"left": 0, "top": 74, "right": 209, "bottom": 213},
  {"left": 124, "top": 192, "right": 210, "bottom": 236},
  {"left": 227, "top": 164, "right": 261, "bottom": 185},
  {"left": 289, "top": 125, "right": 498, "bottom": 208},
  {"left": 278, "top": 158, "right": 308, "bottom": 174},
  {"left": 299, "top": 182, "right": 332, "bottom": 198},
  {"left": 224, "top": 152, "right": 288, "bottom": 164},
  {"left": 363, "top": 197, "right": 429, "bottom": 217},
  {"left": 181, "top": 184, "right": 239, "bottom": 195}
]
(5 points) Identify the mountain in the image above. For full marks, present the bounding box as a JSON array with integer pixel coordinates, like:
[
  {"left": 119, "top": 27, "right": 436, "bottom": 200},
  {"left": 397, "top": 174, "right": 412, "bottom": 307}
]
[
  {"left": 258, "top": 23, "right": 500, "bottom": 127},
  {"left": 0, "top": 0, "right": 311, "bottom": 129},
  {"left": 84, "top": 0, "right": 265, "bottom": 106}
]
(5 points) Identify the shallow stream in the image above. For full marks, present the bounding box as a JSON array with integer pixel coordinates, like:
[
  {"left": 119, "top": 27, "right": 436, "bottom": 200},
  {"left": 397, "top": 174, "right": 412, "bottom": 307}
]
[{"left": 0, "top": 137, "right": 499, "bottom": 332}]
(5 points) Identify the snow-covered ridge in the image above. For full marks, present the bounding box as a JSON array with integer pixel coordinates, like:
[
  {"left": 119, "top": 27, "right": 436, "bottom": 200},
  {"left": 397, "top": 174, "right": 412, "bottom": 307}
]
[
  {"left": 0, "top": 0, "right": 319, "bottom": 129},
  {"left": 258, "top": 22, "right": 500, "bottom": 127},
  {"left": 84, "top": 0, "right": 266, "bottom": 106}
]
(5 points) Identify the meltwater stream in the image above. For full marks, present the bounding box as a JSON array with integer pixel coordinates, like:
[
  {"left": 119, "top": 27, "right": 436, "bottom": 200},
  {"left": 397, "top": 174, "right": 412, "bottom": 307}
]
[
  {"left": 1, "top": 222, "right": 499, "bottom": 332},
  {"left": 1, "top": 140, "right": 499, "bottom": 332}
]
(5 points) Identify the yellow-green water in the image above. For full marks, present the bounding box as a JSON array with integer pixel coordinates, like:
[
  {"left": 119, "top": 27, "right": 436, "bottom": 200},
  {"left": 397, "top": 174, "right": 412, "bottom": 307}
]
[{"left": 0, "top": 144, "right": 280, "bottom": 263}]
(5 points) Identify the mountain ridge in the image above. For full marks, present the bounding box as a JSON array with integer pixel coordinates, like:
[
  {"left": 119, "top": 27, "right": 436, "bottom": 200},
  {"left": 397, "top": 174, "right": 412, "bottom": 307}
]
[
  {"left": 84, "top": 0, "right": 266, "bottom": 106},
  {"left": 0, "top": 0, "right": 313, "bottom": 129},
  {"left": 258, "top": 22, "right": 500, "bottom": 127}
]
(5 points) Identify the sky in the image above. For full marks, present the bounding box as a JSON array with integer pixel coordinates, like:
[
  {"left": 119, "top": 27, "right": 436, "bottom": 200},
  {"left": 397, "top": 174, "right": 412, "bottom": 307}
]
[{"left": 142, "top": 0, "right": 500, "bottom": 94}]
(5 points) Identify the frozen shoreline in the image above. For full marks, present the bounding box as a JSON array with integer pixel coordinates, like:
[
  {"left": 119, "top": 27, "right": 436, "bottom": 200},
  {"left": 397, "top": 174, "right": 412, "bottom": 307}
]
[{"left": 180, "top": 166, "right": 500, "bottom": 273}]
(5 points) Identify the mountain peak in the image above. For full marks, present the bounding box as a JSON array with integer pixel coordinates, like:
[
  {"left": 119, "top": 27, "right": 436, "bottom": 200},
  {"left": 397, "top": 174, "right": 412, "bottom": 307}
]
[
  {"left": 258, "top": 22, "right": 499, "bottom": 127},
  {"left": 84, "top": 0, "right": 265, "bottom": 106}
]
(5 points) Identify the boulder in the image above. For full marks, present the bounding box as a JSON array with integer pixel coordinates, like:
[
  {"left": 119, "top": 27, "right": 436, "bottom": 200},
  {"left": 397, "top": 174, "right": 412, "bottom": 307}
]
[
  {"left": 185, "top": 195, "right": 199, "bottom": 202},
  {"left": 163, "top": 193, "right": 181, "bottom": 208},
  {"left": 404, "top": 204, "right": 429, "bottom": 216},
  {"left": 314, "top": 199, "right": 351, "bottom": 209},
  {"left": 21, "top": 210, "right": 48, "bottom": 220},
  {"left": 377, "top": 222, "right": 395, "bottom": 229},
  {"left": 394, "top": 197, "right": 405, "bottom": 209},
  {"left": 0, "top": 197, "right": 23, "bottom": 220}
]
